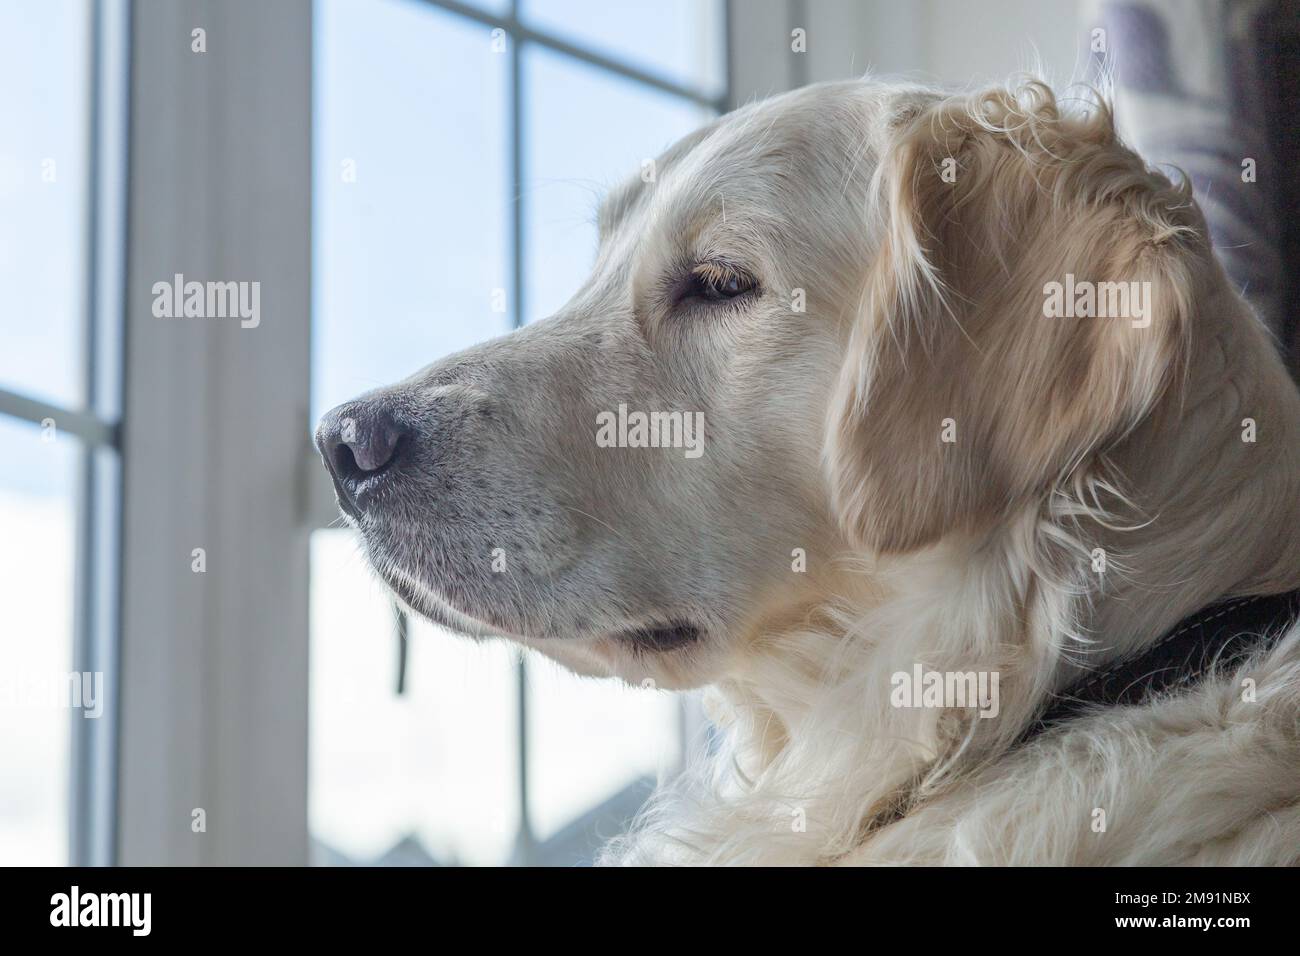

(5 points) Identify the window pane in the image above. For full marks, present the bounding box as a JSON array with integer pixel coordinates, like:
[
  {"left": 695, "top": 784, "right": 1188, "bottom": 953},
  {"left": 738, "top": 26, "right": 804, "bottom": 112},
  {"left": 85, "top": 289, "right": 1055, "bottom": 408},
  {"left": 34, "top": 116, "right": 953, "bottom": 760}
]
[
  {"left": 309, "top": 530, "right": 521, "bottom": 866},
  {"left": 0, "top": 0, "right": 91, "bottom": 409},
  {"left": 524, "top": 47, "right": 710, "bottom": 322},
  {"left": 312, "top": 0, "right": 510, "bottom": 422},
  {"left": 527, "top": 660, "right": 680, "bottom": 842},
  {"left": 521, "top": 0, "right": 725, "bottom": 96},
  {"left": 0, "top": 415, "right": 80, "bottom": 865}
]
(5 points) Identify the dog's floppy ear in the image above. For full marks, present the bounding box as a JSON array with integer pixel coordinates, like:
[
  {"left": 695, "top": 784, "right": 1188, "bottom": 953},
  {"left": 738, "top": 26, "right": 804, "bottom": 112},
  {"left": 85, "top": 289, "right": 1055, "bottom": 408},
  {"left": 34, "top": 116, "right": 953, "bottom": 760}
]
[{"left": 828, "top": 82, "right": 1200, "bottom": 553}]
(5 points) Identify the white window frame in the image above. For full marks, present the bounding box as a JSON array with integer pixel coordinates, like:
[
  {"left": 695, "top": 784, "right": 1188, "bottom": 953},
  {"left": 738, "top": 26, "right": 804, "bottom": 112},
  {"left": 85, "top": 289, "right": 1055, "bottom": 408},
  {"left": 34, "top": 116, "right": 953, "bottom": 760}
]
[{"left": 116, "top": 0, "right": 313, "bottom": 865}]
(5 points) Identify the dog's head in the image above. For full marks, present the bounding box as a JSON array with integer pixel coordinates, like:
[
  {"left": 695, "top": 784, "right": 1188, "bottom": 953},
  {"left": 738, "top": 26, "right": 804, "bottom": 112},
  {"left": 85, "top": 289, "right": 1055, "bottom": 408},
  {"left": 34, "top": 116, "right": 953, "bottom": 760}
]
[{"left": 316, "top": 78, "right": 1202, "bottom": 688}]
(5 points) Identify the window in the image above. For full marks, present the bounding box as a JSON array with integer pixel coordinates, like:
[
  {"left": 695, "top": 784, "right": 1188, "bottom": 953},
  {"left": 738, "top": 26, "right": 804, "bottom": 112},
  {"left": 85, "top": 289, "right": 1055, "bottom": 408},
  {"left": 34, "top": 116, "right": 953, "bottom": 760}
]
[
  {"left": 0, "top": 0, "right": 126, "bottom": 866},
  {"left": 309, "top": 0, "right": 727, "bottom": 865}
]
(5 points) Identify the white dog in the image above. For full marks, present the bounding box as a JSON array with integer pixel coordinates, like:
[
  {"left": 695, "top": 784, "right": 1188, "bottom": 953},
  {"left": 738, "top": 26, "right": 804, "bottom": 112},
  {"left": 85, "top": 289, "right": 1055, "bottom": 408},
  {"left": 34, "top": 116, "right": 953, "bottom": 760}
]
[{"left": 317, "top": 77, "right": 1300, "bottom": 865}]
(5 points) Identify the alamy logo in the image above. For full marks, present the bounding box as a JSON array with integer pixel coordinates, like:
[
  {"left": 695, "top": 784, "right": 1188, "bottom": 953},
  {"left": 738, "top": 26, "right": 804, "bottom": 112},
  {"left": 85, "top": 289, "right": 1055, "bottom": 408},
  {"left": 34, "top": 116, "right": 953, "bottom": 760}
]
[
  {"left": 151, "top": 273, "right": 261, "bottom": 328},
  {"left": 890, "top": 665, "right": 1000, "bottom": 718},
  {"left": 50, "top": 886, "right": 151, "bottom": 936},
  {"left": 1043, "top": 273, "right": 1152, "bottom": 328},
  {"left": 595, "top": 403, "right": 704, "bottom": 459},
  {"left": 0, "top": 669, "right": 103, "bottom": 718}
]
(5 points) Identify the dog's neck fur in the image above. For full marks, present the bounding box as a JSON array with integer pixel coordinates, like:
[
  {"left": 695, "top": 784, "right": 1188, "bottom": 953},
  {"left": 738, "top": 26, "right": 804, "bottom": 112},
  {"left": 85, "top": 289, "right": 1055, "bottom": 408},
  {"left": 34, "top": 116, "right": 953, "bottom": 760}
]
[
  {"left": 1084, "top": 280, "right": 1300, "bottom": 659},
  {"left": 609, "top": 275, "right": 1300, "bottom": 866}
]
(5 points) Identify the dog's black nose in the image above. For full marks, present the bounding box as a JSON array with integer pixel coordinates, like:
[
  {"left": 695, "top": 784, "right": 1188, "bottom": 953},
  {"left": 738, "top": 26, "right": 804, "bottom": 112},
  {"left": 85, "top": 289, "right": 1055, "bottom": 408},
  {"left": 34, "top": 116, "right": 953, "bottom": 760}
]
[{"left": 315, "top": 400, "right": 409, "bottom": 515}]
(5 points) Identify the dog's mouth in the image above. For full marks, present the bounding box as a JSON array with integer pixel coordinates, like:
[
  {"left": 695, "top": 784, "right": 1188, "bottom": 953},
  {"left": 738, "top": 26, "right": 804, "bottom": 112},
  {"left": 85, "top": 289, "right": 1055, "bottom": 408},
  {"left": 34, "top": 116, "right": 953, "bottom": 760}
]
[
  {"left": 385, "top": 572, "right": 703, "bottom": 655},
  {"left": 616, "top": 621, "right": 702, "bottom": 652},
  {"left": 365, "top": 536, "right": 704, "bottom": 653}
]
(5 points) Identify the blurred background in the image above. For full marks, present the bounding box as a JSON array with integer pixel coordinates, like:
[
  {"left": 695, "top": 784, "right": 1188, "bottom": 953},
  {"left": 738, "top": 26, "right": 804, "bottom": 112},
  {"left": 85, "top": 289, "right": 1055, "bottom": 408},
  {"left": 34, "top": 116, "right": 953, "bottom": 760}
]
[{"left": 2, "top": 0, "right": 1295, "bottom": 865}]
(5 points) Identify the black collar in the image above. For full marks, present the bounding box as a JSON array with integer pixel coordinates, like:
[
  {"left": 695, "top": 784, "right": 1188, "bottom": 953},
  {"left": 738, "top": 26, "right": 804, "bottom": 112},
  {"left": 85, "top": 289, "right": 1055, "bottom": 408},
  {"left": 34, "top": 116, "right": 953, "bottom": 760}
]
[{"left": 1022, "top": 588, "right": 1300, "bottom": 743}]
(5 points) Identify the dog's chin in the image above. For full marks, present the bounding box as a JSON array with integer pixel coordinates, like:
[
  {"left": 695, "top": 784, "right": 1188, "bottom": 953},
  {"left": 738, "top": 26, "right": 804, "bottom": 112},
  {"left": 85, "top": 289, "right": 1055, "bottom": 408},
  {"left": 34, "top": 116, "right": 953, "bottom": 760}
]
[
  {"left": 360, "top": 536, "right": 715, "bottom": 686},
  {"left": 370, "top": 561, "right": 493, "bottom": 640},
  {"left": 362, "top": 536, "right": 693, "bottom": 639},
  {"left": 374, "top": 562, "right": 712, "bottom": 676},
  {"left": 386, "top": 567, "right": 704, "bottom": 656}
]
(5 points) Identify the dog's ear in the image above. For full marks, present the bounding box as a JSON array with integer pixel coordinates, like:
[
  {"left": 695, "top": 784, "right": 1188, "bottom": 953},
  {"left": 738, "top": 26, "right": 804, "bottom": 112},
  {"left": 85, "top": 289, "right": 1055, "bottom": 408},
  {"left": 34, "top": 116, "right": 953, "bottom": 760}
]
[{"left": 827, "top": 82, "right": 1200, "bottom": 553}]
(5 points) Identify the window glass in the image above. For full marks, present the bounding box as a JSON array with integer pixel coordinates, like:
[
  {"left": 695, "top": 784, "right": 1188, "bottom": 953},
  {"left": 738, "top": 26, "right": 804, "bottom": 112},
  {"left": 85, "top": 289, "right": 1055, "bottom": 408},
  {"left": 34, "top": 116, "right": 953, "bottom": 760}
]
[
  {"left": 524, "top": 47, "right": 709, "bottom": 322},
  {"left": 0, "top": 0, "right": 91, "bottom": 409},
  {"left": 312, "top": 0, "right": 511, "bottom": 422},
  {"left": 309, "top": 529, "right": 520, "bottom": 865},
  {"left": 0, "top": 415, "right": 79, "bottom": 864},
  {"left": 522, "top": 0, "right": 725, "bottom": 96},
  {"left": 526, "top": 658, "right": 680, "bottom": 843}
]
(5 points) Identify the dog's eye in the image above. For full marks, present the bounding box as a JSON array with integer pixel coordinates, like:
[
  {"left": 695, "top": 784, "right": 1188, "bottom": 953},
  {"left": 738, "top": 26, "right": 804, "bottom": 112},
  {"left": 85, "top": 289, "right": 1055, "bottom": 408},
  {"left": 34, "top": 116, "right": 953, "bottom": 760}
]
[{"left": 685, "top": 262, "right": 757, "bottom": 303}]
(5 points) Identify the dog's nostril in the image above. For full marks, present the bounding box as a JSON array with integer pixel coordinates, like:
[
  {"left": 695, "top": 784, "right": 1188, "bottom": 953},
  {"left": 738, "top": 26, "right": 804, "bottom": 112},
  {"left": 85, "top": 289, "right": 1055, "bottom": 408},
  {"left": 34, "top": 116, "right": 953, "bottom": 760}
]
[
  {"left": 331, "top": 442, "right": 363, "bottom": 481},
  {"left": 352, "top": 425, "right": 402, "bottom": 473},
  {"left": 316, "top": 400, "right": 411, "bottom": 513}
]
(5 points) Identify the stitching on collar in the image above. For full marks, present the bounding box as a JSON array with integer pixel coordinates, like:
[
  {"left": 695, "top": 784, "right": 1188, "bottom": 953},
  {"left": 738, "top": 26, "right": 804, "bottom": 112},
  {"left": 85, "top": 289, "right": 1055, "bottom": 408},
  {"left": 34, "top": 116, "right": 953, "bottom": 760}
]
[{"left": 1061, "top": 595, "right": 1261, "bottom": 700}]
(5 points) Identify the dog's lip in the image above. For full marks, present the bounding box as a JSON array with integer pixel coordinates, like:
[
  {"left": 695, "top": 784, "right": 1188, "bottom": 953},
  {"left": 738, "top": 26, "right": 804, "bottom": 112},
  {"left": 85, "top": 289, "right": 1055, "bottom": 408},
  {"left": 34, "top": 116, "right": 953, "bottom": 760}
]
[
  {"left": 373, "top": 563, "right": 438, "bottom": 618},
  {"left": 614, "top": 620, "right": 702, "bottom": 652},
  {"left": 376, "top": 565, "right": 499, "bottom": 639},
  {"left": 363, "top": 544, "right": 515, "bottom": 638},
  {"left": 364, "top": 544, "right": 703, "bottom": 651},
  {"left": 351, "top": 469, "right": 400, "bottom": 513},
  {"left": 325, "top": 468, "right": 397, "bottom": 523},
  {"left": 336, "top": 499, "right": 362, "bottom": 522}
]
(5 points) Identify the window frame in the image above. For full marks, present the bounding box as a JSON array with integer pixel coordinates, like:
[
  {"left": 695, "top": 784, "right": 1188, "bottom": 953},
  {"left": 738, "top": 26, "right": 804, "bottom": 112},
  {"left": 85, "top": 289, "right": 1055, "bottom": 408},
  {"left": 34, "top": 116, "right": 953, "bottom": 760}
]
[{"left": 116, "top": 0, "right": 313, "bottom": 866}]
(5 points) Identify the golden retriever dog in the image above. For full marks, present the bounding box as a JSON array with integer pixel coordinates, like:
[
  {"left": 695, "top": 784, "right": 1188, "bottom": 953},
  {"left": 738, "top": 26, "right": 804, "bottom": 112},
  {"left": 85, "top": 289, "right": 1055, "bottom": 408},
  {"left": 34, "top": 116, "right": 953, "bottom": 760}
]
[{"left": 316, "top": 77, "right": 1300, "bottom": 865}]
